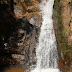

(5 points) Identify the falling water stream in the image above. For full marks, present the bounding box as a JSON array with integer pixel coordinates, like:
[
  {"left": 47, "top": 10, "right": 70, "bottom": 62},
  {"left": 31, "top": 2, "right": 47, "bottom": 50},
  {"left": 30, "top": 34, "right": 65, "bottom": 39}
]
[{"left": 31, "top": 0, "right": 60, "bottom": 72}]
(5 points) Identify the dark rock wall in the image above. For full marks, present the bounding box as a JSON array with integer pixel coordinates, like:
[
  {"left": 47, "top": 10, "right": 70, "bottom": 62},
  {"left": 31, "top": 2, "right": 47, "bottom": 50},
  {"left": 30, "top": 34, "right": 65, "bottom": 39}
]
[{"left": 0, "top": 1, "right": 41, "bottom": 71}]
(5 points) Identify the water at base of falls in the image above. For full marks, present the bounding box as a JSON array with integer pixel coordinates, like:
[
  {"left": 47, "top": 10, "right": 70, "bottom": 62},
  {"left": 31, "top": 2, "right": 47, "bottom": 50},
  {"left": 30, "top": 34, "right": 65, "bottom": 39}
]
[
  {"left": 30, "top": 0, "right": 60, "bottom": 72},
  {"left": 31, "top": 68, "right": 60, "bottom": 72}
]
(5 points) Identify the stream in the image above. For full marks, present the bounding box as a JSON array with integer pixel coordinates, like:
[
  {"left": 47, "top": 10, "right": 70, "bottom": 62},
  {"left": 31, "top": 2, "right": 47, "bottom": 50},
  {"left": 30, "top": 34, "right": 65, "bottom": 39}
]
[{"left": 31, "top": 0, "right": 60, "bottom": 72}]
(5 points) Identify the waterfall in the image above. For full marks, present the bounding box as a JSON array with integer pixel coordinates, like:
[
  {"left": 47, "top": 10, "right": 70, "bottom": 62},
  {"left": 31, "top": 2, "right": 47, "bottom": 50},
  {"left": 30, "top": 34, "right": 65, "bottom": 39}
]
[{"left": 31, "top": 0, "right": 60, "bottom": 72}]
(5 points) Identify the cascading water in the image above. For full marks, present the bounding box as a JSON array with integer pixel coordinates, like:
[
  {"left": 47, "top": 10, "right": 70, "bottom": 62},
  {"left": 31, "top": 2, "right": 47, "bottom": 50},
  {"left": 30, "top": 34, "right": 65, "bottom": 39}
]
[{"left": 31, "top": 0, "right": 60, "bottom": 72}]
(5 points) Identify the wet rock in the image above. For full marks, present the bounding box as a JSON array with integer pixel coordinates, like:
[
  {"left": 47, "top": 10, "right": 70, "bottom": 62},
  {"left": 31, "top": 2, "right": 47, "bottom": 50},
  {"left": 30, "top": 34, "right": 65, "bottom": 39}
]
[
  {"left": 64, "top": 54, "right": 70, "bottom": 66},
  {"left": 3, "top": 17, "right": 40, "bottom": 66},
  {"left": 0, "top": 0, "right": 41, "bottom": 71},
  {"left": 29, "top": 16, "right": 42, "bottom": 27},
  {"left": 0, "top": 55, "right": 17, "bottom": 66},
  {"left": 59, "top": 54, "right": 64, "bottom": 71},
  {"left": 12, "top": 54, "right": 25, "bottom": 64}
]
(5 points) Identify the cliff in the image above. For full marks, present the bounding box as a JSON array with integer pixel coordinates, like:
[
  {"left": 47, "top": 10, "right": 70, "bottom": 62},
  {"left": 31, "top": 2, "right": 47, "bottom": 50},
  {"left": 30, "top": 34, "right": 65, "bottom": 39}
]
[
  {"left": 54, "top": 0, "right": 72, "bottom": 72},
  {"left": 0, "top": 0, "right": 72, "bottom": 72}
]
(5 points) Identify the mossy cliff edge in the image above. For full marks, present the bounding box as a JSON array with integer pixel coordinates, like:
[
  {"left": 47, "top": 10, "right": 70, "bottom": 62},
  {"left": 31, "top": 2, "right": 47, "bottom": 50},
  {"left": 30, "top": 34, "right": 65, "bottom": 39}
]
[{"left": 54, "top": 0, "right": 72, "bottom": 72}]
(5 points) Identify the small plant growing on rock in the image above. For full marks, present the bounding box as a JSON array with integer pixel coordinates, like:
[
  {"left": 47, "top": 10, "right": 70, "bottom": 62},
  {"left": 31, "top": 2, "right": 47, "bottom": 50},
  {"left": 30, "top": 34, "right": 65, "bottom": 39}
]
[
  {"left": 70, "top": 0, "right": 72, "bottom": 7},
  {"left": 69, "top": 17, "right": 71, "bottom": 22},
  {"left": 62, "top": 29, "right": 66, "bottom": 36}
]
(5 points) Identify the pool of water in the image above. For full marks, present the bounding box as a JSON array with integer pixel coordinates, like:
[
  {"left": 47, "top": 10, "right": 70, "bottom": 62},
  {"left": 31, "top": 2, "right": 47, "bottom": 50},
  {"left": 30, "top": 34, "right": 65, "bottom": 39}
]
[{"left": 4, "top": 67, "right": 25, "bottom": 72}]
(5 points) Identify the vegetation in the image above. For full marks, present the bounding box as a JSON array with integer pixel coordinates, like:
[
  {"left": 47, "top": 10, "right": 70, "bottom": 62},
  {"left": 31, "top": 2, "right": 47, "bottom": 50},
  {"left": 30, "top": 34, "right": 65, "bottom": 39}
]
[
  {"left": 62, "top": 29, "right": 66, "bottom": 36},
  {"left": 71, "top": 0, "right": 72, "bottom": 7},
  {"left": 69, "top": 17, "right": 71, "bottom": 22},
  {"left": 27, "top": 7, "right": 38, "bottom": 12},
  {"left": 15, "top": 0, "right": 40, "bottom": 18},
  {"left": 54, "top": 0, "right": 72, "bottom": 64},
  {"left": 54, "top": 0, "right": 67, "bottom": 54},
  {"left": 0, "top": 0, "right": 40, "bottom": 69}
]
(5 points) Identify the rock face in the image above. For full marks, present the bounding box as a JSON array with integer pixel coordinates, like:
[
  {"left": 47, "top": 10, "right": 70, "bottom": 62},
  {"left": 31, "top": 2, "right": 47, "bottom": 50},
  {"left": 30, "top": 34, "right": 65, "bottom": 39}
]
[
  {"left": 5, "top": 18, "right": 41, "bottom": 67},
  {"left": 29, "top": 16, "right": 41, "bottom": 27},
  {"left": 8, "top": 0, "right": 41, "bottom": 67},
  {"left": 11, "top": 19, "right": 40, "bottom": 66},
  {"left": 53, "top": 0, "right": 72, "bottom": 72},
  {"left": 0, "top": 17, "right": 41, "bottom": 70},
  {"left": 0, "top": 1, "right": 41, "bottom": 70}
]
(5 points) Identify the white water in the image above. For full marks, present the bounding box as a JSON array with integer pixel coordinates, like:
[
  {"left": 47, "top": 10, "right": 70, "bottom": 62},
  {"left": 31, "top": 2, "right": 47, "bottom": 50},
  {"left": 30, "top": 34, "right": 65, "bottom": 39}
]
[{"left": 31, "top": 0, "right": 60, "bottom": 72}]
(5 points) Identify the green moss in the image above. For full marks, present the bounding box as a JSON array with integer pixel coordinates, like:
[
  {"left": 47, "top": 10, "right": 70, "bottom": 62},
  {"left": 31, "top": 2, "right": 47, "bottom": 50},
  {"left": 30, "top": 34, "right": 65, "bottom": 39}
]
[
  {"left": 62, "top": 29, "right": 66, "bottom": 36},
  {"left": 70, "top": 44, "right": 72, "bottom": 49},
  {"left": 24, "top": 0, "right": 33, "bottom": 6},
  {"left": 54, "top": 0, "right": 68, "bottom": 54},
  {"left": 54, "top": 0, "right": 60, "bottom": 9},
  {"left": 70, "top": 0, "right": 72, "bottom": 7},
  {"left": 36, "top": 0, "right": 41, "bottom": 3},
  {"left": 27, "top": 7, "right": 38, "bottom": 12},
  {"left": 54, "top": 0, "right": 72, "bottom": 61},
  {"left": 69, "top": 17, "right": 71, "bottom": 22}
]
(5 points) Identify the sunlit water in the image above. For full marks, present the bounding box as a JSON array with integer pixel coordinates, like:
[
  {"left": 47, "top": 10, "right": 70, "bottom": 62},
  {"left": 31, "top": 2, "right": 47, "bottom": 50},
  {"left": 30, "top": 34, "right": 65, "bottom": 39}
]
[{"left": 31, "top": 0, "right": 60, "bottom": 72}]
